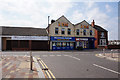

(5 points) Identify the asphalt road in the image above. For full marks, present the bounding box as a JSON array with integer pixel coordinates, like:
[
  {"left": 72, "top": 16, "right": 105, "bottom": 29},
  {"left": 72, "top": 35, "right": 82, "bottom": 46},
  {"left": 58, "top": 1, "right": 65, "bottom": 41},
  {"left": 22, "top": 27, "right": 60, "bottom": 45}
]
[
  {"left": 1, "top": 49, "right": 120, "bottom": 79},
  {"left": 36, "top": 52, "right": 119, "bottom": 78}
]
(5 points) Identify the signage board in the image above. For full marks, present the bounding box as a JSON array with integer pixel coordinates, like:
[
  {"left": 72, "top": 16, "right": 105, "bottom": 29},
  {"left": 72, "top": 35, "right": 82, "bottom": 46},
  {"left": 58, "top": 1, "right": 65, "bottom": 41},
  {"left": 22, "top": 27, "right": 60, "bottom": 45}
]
[
  {"left": 11, "top": 36, "right": 48, "bottom": 40},
  {"left": 76, "top": 38, "right": 88, "bottom": 41},
  {"left": 50, "top": 36, "right": 75, "bottom": 41}
]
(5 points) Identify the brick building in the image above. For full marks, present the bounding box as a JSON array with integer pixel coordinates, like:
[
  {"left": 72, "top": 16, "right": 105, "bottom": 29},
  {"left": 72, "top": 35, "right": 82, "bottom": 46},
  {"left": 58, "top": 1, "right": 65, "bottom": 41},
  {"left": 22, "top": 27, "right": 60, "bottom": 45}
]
[{"left": 91, "top": 20, "right": 108, "bottom": 49}]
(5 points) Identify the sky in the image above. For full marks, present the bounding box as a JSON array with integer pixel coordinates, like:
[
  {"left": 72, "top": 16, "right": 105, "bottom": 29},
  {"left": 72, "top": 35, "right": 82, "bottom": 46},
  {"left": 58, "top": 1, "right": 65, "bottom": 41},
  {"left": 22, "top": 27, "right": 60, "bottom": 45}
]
[{"left": 0, "top": 0, "right": 119, "bottom": 40}]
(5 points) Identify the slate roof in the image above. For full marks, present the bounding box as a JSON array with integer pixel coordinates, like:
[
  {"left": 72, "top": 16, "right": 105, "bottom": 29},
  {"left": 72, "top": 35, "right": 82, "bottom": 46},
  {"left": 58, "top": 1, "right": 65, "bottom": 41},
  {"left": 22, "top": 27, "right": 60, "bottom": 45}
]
[
  {"left": 94, "top": 25, "right": 108, "bottom": 32},
  {"left": 0, "top": 26, "right": 48, "bottom": 36}
]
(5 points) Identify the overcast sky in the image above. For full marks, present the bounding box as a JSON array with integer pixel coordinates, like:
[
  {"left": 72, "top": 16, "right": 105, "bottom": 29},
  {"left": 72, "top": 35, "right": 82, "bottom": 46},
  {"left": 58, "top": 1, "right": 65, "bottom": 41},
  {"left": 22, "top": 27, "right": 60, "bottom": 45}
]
[{"left": 0, "top": 0, "right": 119, "bottom": 40}]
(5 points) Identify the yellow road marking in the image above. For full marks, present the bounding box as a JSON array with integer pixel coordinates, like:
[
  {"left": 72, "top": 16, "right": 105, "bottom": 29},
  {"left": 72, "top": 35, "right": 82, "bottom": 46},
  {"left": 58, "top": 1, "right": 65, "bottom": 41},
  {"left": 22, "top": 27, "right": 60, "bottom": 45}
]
[
  {"left": 48, "top": 70, "right": 56, "bottom": 79},
  {"left": 38, "top": 57, "right": 56, "bottom": 79},
  {"left": 45, "top": 70, "right": 52, "bottom": 79},
  {"left": 41, "top": 60, "right": 48, "bottom": 69},
  {"left": 39, "top": 61, "right": 45, "bottom": 69}
]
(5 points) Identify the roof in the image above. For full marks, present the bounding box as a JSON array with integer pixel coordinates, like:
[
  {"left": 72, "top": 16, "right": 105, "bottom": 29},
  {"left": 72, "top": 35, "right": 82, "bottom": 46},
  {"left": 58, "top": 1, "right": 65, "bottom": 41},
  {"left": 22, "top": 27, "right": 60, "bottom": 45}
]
[
  {"left": 0, "top": 26, "right": 48, "bottom": 36},
  {"left": 46, "top": 15, "right": 74, "bottom": 29},
  {"left": 94, "top": 25, "right": 108, "bottom": 32},
  {"left": 75, "top": 20, "right": 90, "bottom": 26}
]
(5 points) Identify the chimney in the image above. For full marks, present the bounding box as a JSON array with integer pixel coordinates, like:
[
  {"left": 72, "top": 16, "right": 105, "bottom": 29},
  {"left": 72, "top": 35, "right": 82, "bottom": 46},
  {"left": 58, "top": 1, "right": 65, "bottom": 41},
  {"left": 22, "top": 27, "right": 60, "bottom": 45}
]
[
  {"left": 51, "top": 19, "right": 55, "bottom": 24},
  {"left": 91, "top": 20, "right": 95, "bottom": 27}
]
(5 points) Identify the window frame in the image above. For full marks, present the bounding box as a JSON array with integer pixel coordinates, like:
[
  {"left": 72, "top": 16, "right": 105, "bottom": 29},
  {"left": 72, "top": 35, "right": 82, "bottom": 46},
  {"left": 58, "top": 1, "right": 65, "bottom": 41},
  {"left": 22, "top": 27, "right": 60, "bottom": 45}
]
[
  {"left": 55, "top": 27, "right": 58, "bottom": 34},
  {"left": 61, "top": 28, "right": 65, "bottom": 35}
]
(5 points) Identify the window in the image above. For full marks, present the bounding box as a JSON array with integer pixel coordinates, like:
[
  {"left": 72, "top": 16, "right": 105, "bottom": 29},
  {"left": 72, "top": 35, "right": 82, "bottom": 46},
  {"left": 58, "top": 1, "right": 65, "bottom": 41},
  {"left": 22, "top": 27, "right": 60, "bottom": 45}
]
[
  {"left": 83, "top": 30, "right": 86, "bottom": 35},
  {"left": 100, "top": 39, "right": 106, "bottom": 45},
  {"left": 76, "top": 29, "right": 79, "bottom": 35},
  {"left": 61, "top": 28, "right": 65, "bottom": 34},
  {"left": 55, "top": 28, "right": 58, "bottom": 34},
  {"left": 68, "top": 28, "right": 71, "bottom": 35},
  {"left": 52, "top": 42, "right": 56, "bottom": 46},
  {"left": 90, "top": 30, "right": 92, "bottom": 36}
]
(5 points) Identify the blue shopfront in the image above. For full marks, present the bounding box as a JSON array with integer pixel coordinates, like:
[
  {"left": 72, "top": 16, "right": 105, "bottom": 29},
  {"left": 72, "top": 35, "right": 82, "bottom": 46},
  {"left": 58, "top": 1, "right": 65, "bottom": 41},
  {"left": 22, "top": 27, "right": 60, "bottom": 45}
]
[
  {"left": 75, "top": 37, "right": 96, "bottom": 49},
  {"left": 50, "top": 36, "right": 75, "bottom": 50}
]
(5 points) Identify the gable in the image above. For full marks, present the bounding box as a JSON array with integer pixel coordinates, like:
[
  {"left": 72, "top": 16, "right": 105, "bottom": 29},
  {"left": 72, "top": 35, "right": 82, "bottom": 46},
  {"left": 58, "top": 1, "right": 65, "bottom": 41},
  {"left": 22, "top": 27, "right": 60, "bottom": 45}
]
[
  {"left": 49, "top": 15, "right": 74, "bottom": 28},
  {"left": 75, "top": 20, "right": 94, "bottom": 30}
]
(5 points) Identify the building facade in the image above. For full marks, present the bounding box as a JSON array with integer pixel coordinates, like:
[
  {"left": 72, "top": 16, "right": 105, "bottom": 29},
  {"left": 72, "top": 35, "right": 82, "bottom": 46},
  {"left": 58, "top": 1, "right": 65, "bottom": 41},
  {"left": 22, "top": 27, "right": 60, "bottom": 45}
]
[
  {"left": 47, "top": 16, "right": 75, "bottom": 50},
  {"left": 0, "top": 27, "right": 49, "bottom": 51},
  {"left": 74, "top": 20, "right": 96, "bottom": 49},
  {"left": 91, "top": 20, "right": 108, "bottom": 49}
]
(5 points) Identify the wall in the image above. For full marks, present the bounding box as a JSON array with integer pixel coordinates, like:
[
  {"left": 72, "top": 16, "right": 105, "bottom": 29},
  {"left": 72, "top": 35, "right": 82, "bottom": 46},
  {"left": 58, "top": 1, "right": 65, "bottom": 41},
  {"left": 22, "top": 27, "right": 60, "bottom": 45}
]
[
  {"left": 48, "top": 16, "right": 75, "bottom": 37},
  {"left": 75, "top": 21, "right": 95, "bottom": 38},
  {"left": 94, "top": 29, "right": 98, "bottom": 48}
]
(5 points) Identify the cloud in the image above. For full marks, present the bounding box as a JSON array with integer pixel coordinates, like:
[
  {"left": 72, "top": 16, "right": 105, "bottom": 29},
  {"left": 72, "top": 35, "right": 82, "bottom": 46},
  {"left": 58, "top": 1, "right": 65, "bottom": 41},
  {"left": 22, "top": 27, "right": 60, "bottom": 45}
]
[
  {"left": 0, "top": 0, "right": 74, "bottom": 27},
  {"left": 105, "top": 4, "right": 111, "bottom": 12},
  {"left": 70, "top": 2, "right": 118, "bottom": 40}
]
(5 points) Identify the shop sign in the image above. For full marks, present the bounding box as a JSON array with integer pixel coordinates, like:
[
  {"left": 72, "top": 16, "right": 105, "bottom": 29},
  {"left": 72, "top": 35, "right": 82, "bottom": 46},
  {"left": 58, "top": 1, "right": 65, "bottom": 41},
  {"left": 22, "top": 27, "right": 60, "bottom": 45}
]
[
  {"left": 58, "top": 22, "right": 68, "bottom": 27},
  {"left": 76, "top": 38, "right": 88, "bottom": 41},
  {"left": 50, "top": 36, "right": 75, "bottom": 41},
  {"left": 11, "top": 36, "right": 48, "bottom": 40}
]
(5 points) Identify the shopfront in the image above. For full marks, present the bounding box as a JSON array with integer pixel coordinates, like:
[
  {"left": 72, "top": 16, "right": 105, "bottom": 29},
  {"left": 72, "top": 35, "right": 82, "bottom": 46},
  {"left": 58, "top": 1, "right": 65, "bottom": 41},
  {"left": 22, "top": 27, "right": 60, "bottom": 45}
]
[
  {"left": 75, "top": 37, "right": 95, "bottom": 49},
  {"left": 50, "top": 36, "right": 75, "bottom": 50}
]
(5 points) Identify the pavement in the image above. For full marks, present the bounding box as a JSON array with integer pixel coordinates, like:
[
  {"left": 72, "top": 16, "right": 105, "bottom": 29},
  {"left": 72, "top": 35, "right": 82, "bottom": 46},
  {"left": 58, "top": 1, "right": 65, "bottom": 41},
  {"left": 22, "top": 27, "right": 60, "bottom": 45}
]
[
  {"left": 96, "top": 53, "right": 119, "bottom": 62},
  {"left": 1, "top": 55, "right": 44, "bottom": 79}
]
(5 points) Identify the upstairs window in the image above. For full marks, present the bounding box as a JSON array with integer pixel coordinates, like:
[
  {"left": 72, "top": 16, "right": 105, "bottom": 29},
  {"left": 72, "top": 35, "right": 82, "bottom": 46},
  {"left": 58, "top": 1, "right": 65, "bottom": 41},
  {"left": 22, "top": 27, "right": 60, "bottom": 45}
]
[
  {"left": 55, "top": 27, "right": 58, "bottom": 34},
  {"left": 68, "top": 28, "right": 71, "bottom": 35},
  {"left": 76, "top": 29, "right": 79, "bottom": 35},
  {"left": 61, "top": 28, "right": 65, "bottom": 35},
  {"left": 90, "top": 30, "right": 92, "bottom": 36},
  {"left": 83, "top": 30, "right": 86, "bottom": 35}
]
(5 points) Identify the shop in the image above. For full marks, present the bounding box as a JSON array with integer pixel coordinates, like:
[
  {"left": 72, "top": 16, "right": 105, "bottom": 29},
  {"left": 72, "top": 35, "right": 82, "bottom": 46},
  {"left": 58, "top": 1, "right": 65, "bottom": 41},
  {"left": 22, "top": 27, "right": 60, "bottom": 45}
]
[
  {"left": 5, "top": 36, "right": 49, "bottom": 51},
  {"left": 50, "top": 36, "right": 75, "bottom": 50},
  {"left": 0, "top": 26, "right": 49, "bottom": 51},
  {"left": 75, "top": 37, "right": 95, "bottom": 49}
]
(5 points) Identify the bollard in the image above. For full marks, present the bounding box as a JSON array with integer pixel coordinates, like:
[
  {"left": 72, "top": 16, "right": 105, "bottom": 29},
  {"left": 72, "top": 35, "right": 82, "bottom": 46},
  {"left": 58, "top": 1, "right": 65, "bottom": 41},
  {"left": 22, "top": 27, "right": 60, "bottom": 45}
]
[
  {"left": 111, "top": 50, "right": 113, "bottom": 58},
  {"left": 103, "top": 48, "right": 105, "bottom": 56},
  {"left": 30, "top": 51, "right": 33, "bottom": 71}
]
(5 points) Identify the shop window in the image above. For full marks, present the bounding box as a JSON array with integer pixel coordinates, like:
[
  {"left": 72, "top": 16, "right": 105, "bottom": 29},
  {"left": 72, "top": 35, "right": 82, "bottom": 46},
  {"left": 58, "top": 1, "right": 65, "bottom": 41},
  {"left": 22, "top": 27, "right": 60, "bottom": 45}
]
[
  {"left": 83, "top": 30, "right": 86, "bottom": 35},
  {"left": 76, "top": 29, "right": 79, "bottom": 35},
  {"left": 61, "top": 28, "right": 65, "bottom": 35},
  {"left": 55, "top": 28, "right": 58, "bottom": 34},
  {"left": 100, "top": 39, "right": 106, "bottom": 45},
  {"left": 67, "top": 42, "right": 70, "bottom": 46},
  {"left": 62, "top": 42, "right": 66, "bottom": 47},
  {"left": 68, "top": 28, "right": 71, "bottom": 35},
  {"left": 57, "top": 42, "right": 61, "bottom": 47},
  {"left": 70, "top": 42, "right": 73, "bottom": 47},
  {"left": 52, "top": 42, "right": 56, "bottom": 46},
  {"left": 76, "top": 42, "right": 79, "bottom": 47},
  {"left": 90, "top": 30, "right": 92, "bottom": 36}
]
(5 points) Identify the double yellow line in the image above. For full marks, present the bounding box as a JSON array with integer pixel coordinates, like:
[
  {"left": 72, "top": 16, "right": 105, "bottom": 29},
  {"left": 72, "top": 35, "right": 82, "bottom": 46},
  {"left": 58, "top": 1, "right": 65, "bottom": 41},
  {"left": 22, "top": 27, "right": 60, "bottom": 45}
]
[{"left": 37, "top": 58, "right": 56, "bottom": 80}]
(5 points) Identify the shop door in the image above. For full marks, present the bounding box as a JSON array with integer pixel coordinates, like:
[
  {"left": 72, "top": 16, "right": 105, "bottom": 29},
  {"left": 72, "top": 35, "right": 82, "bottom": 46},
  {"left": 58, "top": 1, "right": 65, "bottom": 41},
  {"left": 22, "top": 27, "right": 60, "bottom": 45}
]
[{"left": 89, "top": 40, "right": 94, "bottom": 49}]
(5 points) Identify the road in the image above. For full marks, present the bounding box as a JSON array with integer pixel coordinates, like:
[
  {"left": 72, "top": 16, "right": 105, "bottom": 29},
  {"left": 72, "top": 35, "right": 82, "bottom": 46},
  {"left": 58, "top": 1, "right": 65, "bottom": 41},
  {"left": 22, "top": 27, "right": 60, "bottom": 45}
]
[{"left": 1, "top": 50, "right": 120, "bottom": 79}]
